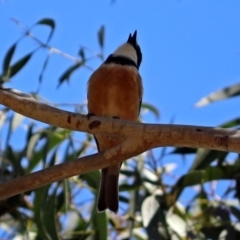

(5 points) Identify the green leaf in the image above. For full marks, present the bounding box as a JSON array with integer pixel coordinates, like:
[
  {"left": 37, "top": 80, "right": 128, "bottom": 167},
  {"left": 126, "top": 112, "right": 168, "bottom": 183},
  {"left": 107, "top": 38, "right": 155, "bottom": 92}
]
[
  {"left": 34, "top": 186, "right": 51, "bottom": 240},
  {"left": 195, "top": 82, "right": 240, "bottom": 107},
  {"left": 72, "top": 211, "right": 89, "bottom": 237},
  {"left": 58, "top": 62, "right": 83, "bottom": 87},
  {"left": 39, "top": 55, "right": 50, "bottom": 83},
  {"left": 78, "top": 47, "right": 86, "bottom": 62},
  {"left": 198, "top": 187, "right": 208, "bottom": 213},
  {"left": 190, "top": 149, "right": 228, "bottom": 171},
  {"left": 28, "top": 128, "right": 71, "bottom": 171},
  {"left": 170, "top": 164, "right": 240, "bottom": 203},
  {"left": 80, "top": 170, "right": 100, "bottom": 190},
  {"left": 36, "top": 18, "right": 56, "bottom": 43},
  {"left": 1, "top": 52, "right": 33, "bottom": 82},
  {"left": 119, "top": 183, "right": 140, "bottom": 191},
  {"left": 141, "top": 102, "right": 160, "bottom": 119},
  {"left": 56, "top": 189, "right": 66, "bottom": 213},
  {"left": 49, "top": 149, "right": 58, "bottom": 167},
  {"left": 92, "top": 210, "right": 108, "bottom": 240},
  {"left": 2, "top": 43, "right": 16, "bottom": 74},
  {"left": 220, "top": 117, "right": 240, "bottom": 128},
  {"left": 97, "top": 25, "right": 105, "bottom": 49},
  {"left": 178, "top": 171, "right": 205, "bottom": 189},
  {"left": 42, "top": 189, "right": 59, "bottom": 240},
  {"left": 63, "top": 139, "right": 86, "bottom": 162}
]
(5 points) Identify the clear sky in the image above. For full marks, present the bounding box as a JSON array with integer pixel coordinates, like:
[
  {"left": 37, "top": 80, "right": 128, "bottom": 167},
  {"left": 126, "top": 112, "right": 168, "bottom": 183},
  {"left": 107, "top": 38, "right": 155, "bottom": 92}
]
[
  {"left": 1, "top": 0, "right": 240, "bottom": 125},
  {"left": 1, "top": 0, "right": 240, "bottom": 205}
]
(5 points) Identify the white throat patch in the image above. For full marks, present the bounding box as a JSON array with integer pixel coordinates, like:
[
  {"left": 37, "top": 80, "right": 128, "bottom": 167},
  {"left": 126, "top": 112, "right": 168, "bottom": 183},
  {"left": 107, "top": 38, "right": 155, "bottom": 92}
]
[{"left": 113, "top": 43, "right": 137, "bottom": 66}]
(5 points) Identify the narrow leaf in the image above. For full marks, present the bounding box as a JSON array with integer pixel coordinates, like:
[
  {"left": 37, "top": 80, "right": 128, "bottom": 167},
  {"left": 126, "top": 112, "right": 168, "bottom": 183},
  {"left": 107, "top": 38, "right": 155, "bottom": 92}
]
[
  {"left": 43, "top": 190, "right": 59, "bottom": 240},
  {"left": 1, "top": 52, "right": 33, "bottom": 82},
  {"left": 190, "top": 149, "right": 228, "bottom": 171},
  {"left": 28, "top": 128, "right": 71, "bottom": 171},
  {"left": 142, "top": 196, "right": 164, "bottom": 239},
  {"left": 26, "top": 132, "right": 42, "bottom": 161},
  {"left": 2, "top": 43, "right": 16, "bottom": 73},
  {"left": 36, "top": 18, "right": 56, "bottom": 43},
  {"left": 80, "top": 170, "right": 100, "bottom": 190},
  {"left": 34, "top": 187, "right": 51, "bottom": 240},
  {"left": 195, "top": 82, "right": 240, "bottom": 107},
  {"left": 170, "top": 164, "right": 240, "bottom": 203},
  {"left": 141, "top": 195, "right": 160, "bottom": 227},
  {"left": 97, "top": 25, "right": 105, "bottom": 48},
  {"left": 220, "top": 117, "right": 240, "bottom": 128},
  {"left": 141, "top": 102, "right": 160, "bottom": 119},
  {"left": 166, "top": 211, "right": 187, "bottom": 238},
  {"left": 58, "top": 62, "right": 82, "bottom": 87},
  {"left": 11, "top": 112, "right": 24, "bottom": 131},
  {"left": 78, "top": 47, "right": 86, "bottom": 62},
  {"left": 119, "top": 183, "right": 140, "bottom": 191},
  {"left": 0, "top": 109, "right": 7, "bottom": 128},
  {"left": 39, "top": 55, "right": 50, "bottom": 83},
  {"left": 92, "top": 211, "right": 107, "bottom": 240}
]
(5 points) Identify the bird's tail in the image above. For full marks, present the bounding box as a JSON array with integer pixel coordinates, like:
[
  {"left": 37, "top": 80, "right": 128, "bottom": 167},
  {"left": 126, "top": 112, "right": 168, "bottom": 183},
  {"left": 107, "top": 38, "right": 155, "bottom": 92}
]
[{"left": 97, "top": 165, "right": 119, "bottom": 213}]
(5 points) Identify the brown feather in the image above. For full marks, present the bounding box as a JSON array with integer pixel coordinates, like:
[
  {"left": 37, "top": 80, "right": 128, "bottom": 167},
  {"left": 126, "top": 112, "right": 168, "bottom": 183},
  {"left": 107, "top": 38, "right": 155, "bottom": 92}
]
[{"left": 87, "top": 64, "right": 143, "bottom": 213}]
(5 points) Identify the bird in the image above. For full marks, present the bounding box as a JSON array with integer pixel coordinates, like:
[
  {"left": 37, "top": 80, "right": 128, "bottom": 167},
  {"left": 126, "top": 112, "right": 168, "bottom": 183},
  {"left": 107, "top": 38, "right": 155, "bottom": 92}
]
[{"left": 87, "top": 31, "right": 143, "bottom": 213}]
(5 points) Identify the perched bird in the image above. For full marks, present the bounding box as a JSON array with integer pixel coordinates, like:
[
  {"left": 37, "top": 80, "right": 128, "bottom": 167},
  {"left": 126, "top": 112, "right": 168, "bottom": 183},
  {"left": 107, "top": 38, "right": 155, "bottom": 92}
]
[{"left": 87, "top": 31, "right": 143, "bottom": 213}]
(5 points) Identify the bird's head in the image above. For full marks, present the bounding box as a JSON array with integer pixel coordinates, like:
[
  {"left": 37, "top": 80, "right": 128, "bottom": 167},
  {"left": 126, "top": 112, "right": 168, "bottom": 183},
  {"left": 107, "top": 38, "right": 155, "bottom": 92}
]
[{"left": 113, "top": 30, "right": 142, "bottom": 68}]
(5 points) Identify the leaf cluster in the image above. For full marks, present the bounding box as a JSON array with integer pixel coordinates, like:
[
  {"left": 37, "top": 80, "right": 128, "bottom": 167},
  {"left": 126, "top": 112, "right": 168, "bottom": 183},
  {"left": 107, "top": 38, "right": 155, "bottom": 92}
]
[{"left": 1, "top": 18, "right": 240, "bottom": 240}]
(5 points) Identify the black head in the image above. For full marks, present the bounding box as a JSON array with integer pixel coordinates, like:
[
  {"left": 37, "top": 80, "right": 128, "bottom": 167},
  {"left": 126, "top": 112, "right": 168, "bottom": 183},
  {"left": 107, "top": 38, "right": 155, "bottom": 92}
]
[{"left": 127, "top": 30, "right": 142, "bottom": 68}]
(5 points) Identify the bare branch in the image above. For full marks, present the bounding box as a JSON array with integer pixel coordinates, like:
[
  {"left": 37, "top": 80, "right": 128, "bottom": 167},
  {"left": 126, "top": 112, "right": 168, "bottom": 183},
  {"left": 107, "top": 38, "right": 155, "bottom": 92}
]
[
  {"left": 0, "top": 143, "right": 143, "bottom": 200},
  {"left": 1, "top": 88, "right": 240, "bottom": 199},
  {"left": 0, "top": 88, "right": 240, "bottom": 152}
]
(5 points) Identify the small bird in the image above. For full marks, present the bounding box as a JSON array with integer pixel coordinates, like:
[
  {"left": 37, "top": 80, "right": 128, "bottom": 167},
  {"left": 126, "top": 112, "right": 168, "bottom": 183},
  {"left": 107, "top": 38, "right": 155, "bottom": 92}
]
[{"left": 87, "top": 31, "right": 143, "bottom": 213}]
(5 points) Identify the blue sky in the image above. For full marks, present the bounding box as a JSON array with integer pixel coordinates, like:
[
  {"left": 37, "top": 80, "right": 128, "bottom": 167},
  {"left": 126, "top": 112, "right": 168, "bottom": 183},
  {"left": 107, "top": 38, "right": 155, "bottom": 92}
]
[
  {"left": 1, "top": 0, "right": 240, "bottom": 208},
  {"left": 1, "top": 0, "right": 240, "bottom": 126}
]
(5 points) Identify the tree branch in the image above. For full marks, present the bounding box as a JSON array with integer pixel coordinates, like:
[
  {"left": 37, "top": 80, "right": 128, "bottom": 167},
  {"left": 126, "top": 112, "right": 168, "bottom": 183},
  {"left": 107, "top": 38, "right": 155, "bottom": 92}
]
[
  {"left": 0, "top": 88, "right": 240, "bottom": 199},
  {"left": 1, "top": 88, "right": 239, "bottom": 152},
  {"left": 0, "top": 142, "right": 144, "bottom": 200}
]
